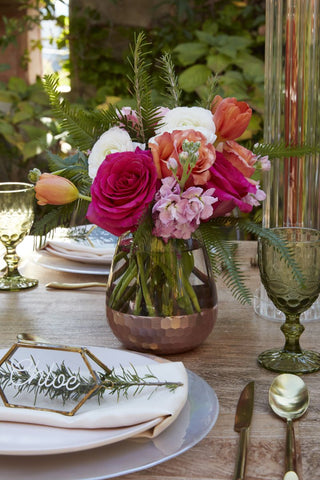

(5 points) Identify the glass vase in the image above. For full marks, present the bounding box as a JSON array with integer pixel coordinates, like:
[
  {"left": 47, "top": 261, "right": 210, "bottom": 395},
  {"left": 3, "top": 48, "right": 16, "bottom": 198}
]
[
  {"left": 106, "top": 234, "right": 218, "bottom": 354},
  {"left": 254, "top": 0, "right": 320, "bottom": 322}
]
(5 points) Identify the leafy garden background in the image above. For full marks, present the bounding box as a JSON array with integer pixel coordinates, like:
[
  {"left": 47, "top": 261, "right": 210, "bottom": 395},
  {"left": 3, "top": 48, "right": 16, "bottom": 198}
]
[{"left": 0, "top": 0, "right": 266, "bottom": 185}]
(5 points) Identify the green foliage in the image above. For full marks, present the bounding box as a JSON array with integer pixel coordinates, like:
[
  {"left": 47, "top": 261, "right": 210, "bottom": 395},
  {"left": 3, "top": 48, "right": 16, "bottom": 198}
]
[
  {"left": 158, "top": 53, "right": 182, "bottom": 108},
  {"left": 196, "top": 216, "right": 303, "bottom": 305},
  {"left": 172, "top": 3, "right": 265, "bottom": 140},
  {"left": 68, "top": 4, "right": 132, "bottom": 103},
  {"left": 0, "top": 0, "right": 266, "bottom": 181},
  {"left": 0, "top": 77, "right": 66, "bottom": 181},
  {"left": 31, "top": 150, "right": 91, "bottom": 237},
  {"left": 0, "top": 0, "right": 67, "bottom": 69},
  {"left": 253, "top": 142, "right": 320, "bottom": 159},
  {"left": 127, "top": 33, "right": 165, "bottom": 144}
]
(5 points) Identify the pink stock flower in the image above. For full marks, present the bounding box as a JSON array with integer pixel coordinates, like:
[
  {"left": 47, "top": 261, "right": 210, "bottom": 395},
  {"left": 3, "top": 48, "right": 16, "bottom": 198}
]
[
  {"left": 206, "top": 152, "right": 263, "bottom": 217},
  {"left": 87, "top": 148, "right": 157, "bottom": 236},
  {"left": 152, "top": 178, "right": 218, "bottom": 240},
  {"left": 258, "top": 155, "right": 271, "bottom": 171},
  {"left": 118, "top": 107, "right": 139, "bottom": 127},
  {"left": 211, "top": 95, "right": 252, "bottom": 143},
  {"left": 149, "top": 129, "right": 216, "bottom": 186}
]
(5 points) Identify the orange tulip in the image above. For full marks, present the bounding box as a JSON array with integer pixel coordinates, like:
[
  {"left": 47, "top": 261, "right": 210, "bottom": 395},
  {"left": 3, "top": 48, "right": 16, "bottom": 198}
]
[
  {"left": 211, "top": 95, "right": 252, "bottom": 142},
  {"left": 221, "top": 140, "right": 257, "bottom": 178},
  {"left": 35, "top": 173, "right": 79, "bottom": 205}
]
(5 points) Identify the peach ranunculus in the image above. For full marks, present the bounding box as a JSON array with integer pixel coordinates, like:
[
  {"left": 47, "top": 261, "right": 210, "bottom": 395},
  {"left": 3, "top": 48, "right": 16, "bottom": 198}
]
[
  {"left": 35, "top": 173, "right": 79, "bottom": 206},
  {"left": 220, "top": 140, "right": 257, "bottom": 178},
  {"left": 211, "top": 95, "right": 252, "bottom": 143},
  {"left": 149, "top": 129, "right": 216, "bottom": 186}
]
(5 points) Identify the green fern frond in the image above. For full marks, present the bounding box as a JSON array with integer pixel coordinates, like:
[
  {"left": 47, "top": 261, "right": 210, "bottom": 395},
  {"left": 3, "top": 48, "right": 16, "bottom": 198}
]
[
  {"left": 158, "top": 52, "right": 182, "bottom": 108},
  {"left": 43, "top": 74, "right": 99, "bottom": 150},
  {"left": 253, "top": 141, "right": 320, "bottom": 159},
  {"left": 127, "top": 32, "right": 161, "bottom": 143},
  {"left": 209, "top": 217, "right": 303, "bottom": 285},
  {"left": 202, "top": 75, "right": 219, "bottom": 110},
  {"left": 90, "top": 105, "right": 125, "bottom": 137},
  {"left": 46, "top": 151, "right": 92, "bottom": 195},
  {"left": 236, "top": 220, "right": 303, "bottom": 284},
  {"left": 196, "top": 224, "right": 252, "bottom": 304},
  {"left": 195, "top": 217, "right": 304, "bottom": 303},
  {"left": 32, "top": 204, "right": 76, "bottom": 237}
]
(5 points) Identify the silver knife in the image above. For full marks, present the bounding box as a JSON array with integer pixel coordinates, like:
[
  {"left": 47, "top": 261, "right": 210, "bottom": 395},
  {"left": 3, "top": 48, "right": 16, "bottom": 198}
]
[{"left": 233, "top": 381, "right": 255, "bottom": 480}]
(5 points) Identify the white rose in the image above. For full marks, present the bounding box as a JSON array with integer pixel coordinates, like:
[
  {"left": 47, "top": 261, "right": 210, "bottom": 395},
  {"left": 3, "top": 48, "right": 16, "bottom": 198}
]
[
  {"left": 88, "top": 127, "right": 134, "bottom": 179},
  {"left": 155, "top": 106, "right": 217, "bottom": 144}
]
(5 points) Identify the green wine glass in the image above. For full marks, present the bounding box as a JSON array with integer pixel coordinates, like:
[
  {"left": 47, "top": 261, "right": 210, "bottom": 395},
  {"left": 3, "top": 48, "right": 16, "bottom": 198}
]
[
  {"left": 258, "top": 227, "right": 320, "bottom": 374},
  {"left": 0, "top": 183, "right": 38, "bottom": 291}
]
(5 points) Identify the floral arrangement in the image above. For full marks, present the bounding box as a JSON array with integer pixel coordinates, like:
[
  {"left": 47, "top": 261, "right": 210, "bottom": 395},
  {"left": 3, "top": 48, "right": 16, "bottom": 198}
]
[{"left": 29, "top": 33, "right": 301, "bottom": 309}]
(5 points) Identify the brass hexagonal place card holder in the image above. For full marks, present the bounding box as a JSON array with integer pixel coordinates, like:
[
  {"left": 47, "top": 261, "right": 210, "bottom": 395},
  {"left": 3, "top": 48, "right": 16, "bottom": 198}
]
[
  {"left": 0, "top": 335, "right": 113, "bottom": 416},
  {"left": 0, "top": 334, "right": 183, "bottom": 416}
]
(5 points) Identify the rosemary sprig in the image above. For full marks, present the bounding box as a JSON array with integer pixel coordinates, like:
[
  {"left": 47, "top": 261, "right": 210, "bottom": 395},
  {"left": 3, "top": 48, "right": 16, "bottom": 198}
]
[{"left": 0, "top": 358, "right": 183, "bottom": 406}]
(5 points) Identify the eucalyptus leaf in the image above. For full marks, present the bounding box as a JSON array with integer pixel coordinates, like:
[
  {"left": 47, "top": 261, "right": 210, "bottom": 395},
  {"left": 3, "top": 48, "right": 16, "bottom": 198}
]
[
  {"left": 234, "top": 52, "right": 265, "bottom": 82},
  {"left": 22, "top": 140, "right": 44, "bottom": 161},
  {"left": 8, "top": 77, "right": 28, "bottom": 95},
  {"left": 20, "top": 124, "right": 46, "bottom": 139},
  {"left": 12, "top": 110, "right": 33, "bottom": 124},
  {"left": 0, "top": 119, "right": 15, "bottom": 135},
  {"left": 178, "top": 64, "right": 212, "bottom": 92},
  {"left": 207, "top": 53, "right": 232, "bottom": 74},
  {"left": 0, "top": 90, "right": 19, "bottom": 103},
  {"left": 174, "top": 42, "right": 208, "bottom": 66},
  {"left": 195, "top": 30, "right": 219, "bottom": 46},
  {"left": 219, "top": 71, "right": 248, "bottom": 98}
]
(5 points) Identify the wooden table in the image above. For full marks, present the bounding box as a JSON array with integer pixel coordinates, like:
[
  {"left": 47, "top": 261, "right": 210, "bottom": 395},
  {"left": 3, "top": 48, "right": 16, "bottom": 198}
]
[{"left": 1, "top": 240, "right": 320, "bottom": 479}]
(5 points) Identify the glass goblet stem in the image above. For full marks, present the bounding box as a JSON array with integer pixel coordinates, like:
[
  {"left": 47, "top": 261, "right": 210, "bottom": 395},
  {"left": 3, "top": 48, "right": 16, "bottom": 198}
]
[
  {"left": 281, "top": 314, "right": 304, "bottom": 354},
  {"left": 3, "top": 245, "right": 21, "bottom": 278}
]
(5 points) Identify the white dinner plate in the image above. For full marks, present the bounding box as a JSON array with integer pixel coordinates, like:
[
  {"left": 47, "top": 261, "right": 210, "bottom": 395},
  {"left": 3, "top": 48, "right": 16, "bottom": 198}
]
[
  {"left": 32, "top": 250, "right": 110, "bottom": 276},
  {"left": 32, "top": 225, "right": 117, "bottom": 275},
  {"left": 0, "top": 361, "right": 218, "bottom": 480},
  {"left": 0, "top": 347, "right": 170, "bottom": 456}
]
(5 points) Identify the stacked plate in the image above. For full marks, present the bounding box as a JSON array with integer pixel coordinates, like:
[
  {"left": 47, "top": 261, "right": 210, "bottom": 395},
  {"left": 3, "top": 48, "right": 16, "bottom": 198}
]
[
  {"left": 33, "top": 225, "right": 118, "bottom": 275},
  {"left": 0, "top": 346, "right": 219, "bottom": 480}
]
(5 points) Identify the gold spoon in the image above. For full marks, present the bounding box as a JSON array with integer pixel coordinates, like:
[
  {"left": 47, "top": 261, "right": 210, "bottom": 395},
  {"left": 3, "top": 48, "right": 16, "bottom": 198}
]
[
  {"left": 46, "top": 282, "right": 106, "bottom": 290},
  {"left": 269, "top": 373, "right": 309, "bottom": 480}
]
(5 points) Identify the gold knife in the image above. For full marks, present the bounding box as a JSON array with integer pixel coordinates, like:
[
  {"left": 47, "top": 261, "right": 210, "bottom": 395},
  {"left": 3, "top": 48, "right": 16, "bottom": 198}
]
[{"left": 233, "top": 381, "right": 255, "bottom": 480}]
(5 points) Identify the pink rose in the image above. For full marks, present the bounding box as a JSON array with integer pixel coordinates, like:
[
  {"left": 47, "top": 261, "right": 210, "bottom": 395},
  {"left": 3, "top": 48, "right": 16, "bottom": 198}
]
[
  {"left": 206, "top": 152, "right": 258, "bottom": 217},
  {"left": 87, "top": 148, "right": 157, "bottom": 236},
  {"left": 211, "top": 95, "right": 252, "bottom": 142}
]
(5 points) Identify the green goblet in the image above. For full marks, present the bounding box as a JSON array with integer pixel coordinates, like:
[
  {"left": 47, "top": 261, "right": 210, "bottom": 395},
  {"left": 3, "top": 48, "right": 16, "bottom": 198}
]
[
  {"left": 0, "top": 183, "right": 38, "bottom": 291},
  {"left": 258, "top": 227, "right": 320, "bottom": 374}
]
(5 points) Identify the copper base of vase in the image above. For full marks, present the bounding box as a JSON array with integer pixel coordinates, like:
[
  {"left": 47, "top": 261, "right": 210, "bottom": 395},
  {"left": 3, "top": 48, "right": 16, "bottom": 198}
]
[{"left": 106, "top": 306, "right": 218, "bottom": 354}]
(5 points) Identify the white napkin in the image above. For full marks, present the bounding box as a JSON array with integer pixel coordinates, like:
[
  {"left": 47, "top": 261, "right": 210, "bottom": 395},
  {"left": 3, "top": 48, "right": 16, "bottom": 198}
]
[
  {"left": 44, "top": 239, "right": 115, "bottom": 264},
  {"left": 0, "top": 362, "right": 188, "bottom": 439},
  {"left": 39, "top": 225, "right": 117, "bottom": 265}
]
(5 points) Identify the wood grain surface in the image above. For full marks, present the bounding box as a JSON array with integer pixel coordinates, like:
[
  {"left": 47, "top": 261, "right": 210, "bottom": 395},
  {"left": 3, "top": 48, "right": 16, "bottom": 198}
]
[{"left": 1, "top": 240, "right": 320, "bottom": 479}]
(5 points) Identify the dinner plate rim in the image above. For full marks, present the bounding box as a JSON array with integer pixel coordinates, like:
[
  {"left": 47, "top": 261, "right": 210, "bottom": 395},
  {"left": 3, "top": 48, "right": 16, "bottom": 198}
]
[
  {"left": 0, "top": 346, "right": 219, "bottom": 480},
  {"left": 0, "top": 347, "right": 173, "bottom": 455},
  {"left": 0, "top": 346, "right": 218, "bottom": 468},
  {"left": 32, "top": 250, "right": 110, "bottom": 275}
]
